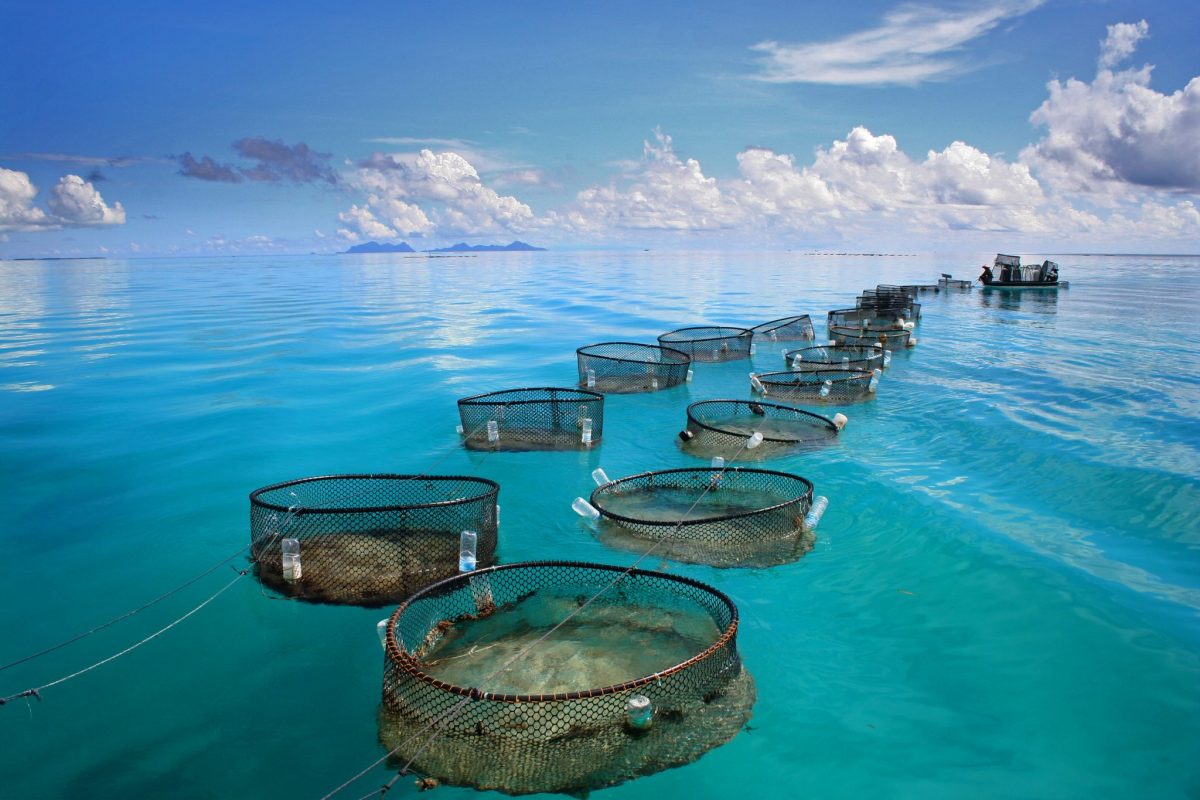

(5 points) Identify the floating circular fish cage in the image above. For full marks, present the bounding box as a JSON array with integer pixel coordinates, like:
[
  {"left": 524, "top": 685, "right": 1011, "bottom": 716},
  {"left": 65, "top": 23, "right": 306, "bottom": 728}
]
[
  {"left": 249, "top": 474, "right": 499, "bottom": 606},
  {"left": 749, "top": 315, "right": 815, "bottom": 343},
  {"left": 828, "top": 325, "right": 913, "bottom": 349},
  {"left": 827, "top": 307, "right": 912, "bottom": 329},
  {"left": 379, "top": 561, "right": 755, "bottom": 795},
  {"left": 589, "top": 467, "right": 816, "bottom": 567},
  {"left": 752, "top": 369, "right": 878, "bottom": 404},
  {"left": 458, "top": 387, "right": 604, "bottom": 450},
  {"left": 938, "top": 277, "right": 973, "bottom": 290},
  {"left": 679, "top": 400, "right": 840, "bottom": 460},
  {"left": 783, "top": 344, "right": 888, "bottom": 373},
  {"left": 657, "top": 326, "right": 753, "bottom": 362},
  {"left": 576, "top": 342, "right": 691, "bottom": 394}
]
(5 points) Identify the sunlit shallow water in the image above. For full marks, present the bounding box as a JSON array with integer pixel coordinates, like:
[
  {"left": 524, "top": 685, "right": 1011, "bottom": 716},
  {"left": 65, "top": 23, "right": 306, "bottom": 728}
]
[{"left": 1, "top": 251, "right": 1198, "bottom": 799}]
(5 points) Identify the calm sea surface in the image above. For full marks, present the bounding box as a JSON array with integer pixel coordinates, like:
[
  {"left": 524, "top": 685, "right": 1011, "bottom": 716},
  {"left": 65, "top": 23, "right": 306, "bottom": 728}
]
[{"left": 1, "top": 252, "right": 1198, "bottom": 799}]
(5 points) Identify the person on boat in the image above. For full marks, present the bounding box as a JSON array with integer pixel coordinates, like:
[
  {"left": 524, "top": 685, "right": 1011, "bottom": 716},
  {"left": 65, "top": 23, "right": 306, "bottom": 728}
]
[{"left": 979, "top": 264, "right": 993, "bottom": 284}]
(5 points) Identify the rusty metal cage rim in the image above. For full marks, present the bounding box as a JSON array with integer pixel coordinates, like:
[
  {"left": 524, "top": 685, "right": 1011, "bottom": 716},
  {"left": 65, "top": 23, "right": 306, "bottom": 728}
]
[
  {"left": 384, "top": 560, "right": 740, "bottom": 703},
  {"left": 755, "top": 369, "right": 873, "bottom": 387},
  {"left": 590, "top": 466, "right": 814, "bottom": 527},
  {"left": 575, "top": 341, "right": 692, "bottom": 366},
  {"left": 685, "top": 400, "right": 838, "bottom": 442},
  {"left": 658, "top": 326, "right": 754, "bottom": 344},
  {"left": 748, "top": 315, "right": 813, "bottom": 336},
  {"left": 457, "top": 386, "right": 605, "bottom": 407},
  {"left": 249, "top": 473, "right": 500, "bottom": 515}
]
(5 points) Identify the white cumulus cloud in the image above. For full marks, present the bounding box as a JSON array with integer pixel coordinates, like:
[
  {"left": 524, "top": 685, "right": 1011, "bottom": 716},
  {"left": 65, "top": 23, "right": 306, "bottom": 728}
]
[
  {"left": 0, "top": 168, "right": 52, "bottom": 230},
  {"left": 0, "top": 169, "right": 125, "bottom": 230}
]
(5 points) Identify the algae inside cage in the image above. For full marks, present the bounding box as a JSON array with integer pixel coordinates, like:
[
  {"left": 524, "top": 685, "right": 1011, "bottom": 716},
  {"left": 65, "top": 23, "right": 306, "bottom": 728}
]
[
  {"left": 680, "top": 399, "right": 839, "bottom": 461},
  {"left": 380, "top": 562, "right": 755, "bottom": 795},
  {"left": 658, "top": 326, "right": 753, "bottom": 362},
  {"left": 589, "top": 467, "right": 815, "bottom": 568},
  {"left": 249, "top": 474, "right": 499, "bottom": 606},
  {"left": 458, "top": 387, "right": 604, "bottom": 451},
  {"left": 753, "top": 368, "right": 877, "bottom": 404},
  {"left": 576, "top": 342, "right": 691, "bottom": 394}
]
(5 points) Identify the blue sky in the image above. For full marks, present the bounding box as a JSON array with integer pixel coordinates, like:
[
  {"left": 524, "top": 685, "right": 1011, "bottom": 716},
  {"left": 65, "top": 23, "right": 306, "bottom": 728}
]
[{"left": 2, "top": 0, "right": 1198, "bottom": 257}]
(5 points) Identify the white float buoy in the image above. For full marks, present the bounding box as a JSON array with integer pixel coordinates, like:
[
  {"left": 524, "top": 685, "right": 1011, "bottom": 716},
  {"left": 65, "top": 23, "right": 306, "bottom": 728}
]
[
  {"left": 819, "top": 380, "right": 833, "bottom": 398},
  {"left": 803, "top": 496, "right": 829, "bottom": 531},
  {"left": 592, "top": 467, "right": 610, "bottom": 487},
  {"left": 581, "top": 417, "right": 594, "bottom": 445},
  {"left": 486, "top": 420, "right": 499, "bottom": 442},
  {"left": 746, "top": 431, "right": 764, "bottom": 449},
  {"left": 458, "top": 530, "right": 478, "bottom": 573},
  {"left": 586, "top": 368, "right": 596, "bottom": 388},
  {"left": 626, "top": 694, "right": 654, "bottom": 730},
  {"left": 832, "top": 413, "right": 848, "bottom": 430},
  {"left": 281, "top": 538, "right": 302, "bottom": 582},
  {"left": 376, "top": 619, "right": 389, "bottom": 651},
  {"left": 571, "top": 497, "right": 600, "bottom": 519}
]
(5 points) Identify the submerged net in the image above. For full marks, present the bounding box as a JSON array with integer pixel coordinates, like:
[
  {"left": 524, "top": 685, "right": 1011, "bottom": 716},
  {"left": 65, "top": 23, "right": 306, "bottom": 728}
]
[
  {"left": 749, "top": 315, "right": 816, "bottom": 343},
  {"left": 783, "top": 344, "right": 888, "bottom": 373},
  {"left": 753, "top": 369, "right": 877, "bottom": 404},
  {"left": 458, "top": 387, "right": 604, "bottom": 451},
  {"left": 380, "top": 561, "right": 755, "bottom": 795},
  {"left": 590, "top": 467, "right": 815, "bottom": 567},
  {"left": 826, "top": 307, "right": 912, "bottom": 329},
  {"left": 576, "top": 342, "right": 691, "bottom": 394},
  {"left": 828, "top": 326, "right": 913, "bottom": 349},
  {"left": 657, "top": 326, "right": 753, "bottom": 362},
  {"left": 680, "top": 400, "right": 839, "bottom": 461},
  {"left": 249, "top": 474, "right": 499, "bottom": 606}
]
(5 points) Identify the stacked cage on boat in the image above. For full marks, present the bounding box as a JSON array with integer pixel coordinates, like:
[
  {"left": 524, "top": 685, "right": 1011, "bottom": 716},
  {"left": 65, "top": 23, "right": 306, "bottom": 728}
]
[
  {"left": 379, "top": 561, "right": 755, "bottom": 795},
  {"left": 679, "top": 400, "right": 840, "bottom": 461},
  {"left": 658, "top": 326, "right": 753, "bottom": 362},
  {"left": 249, "top": 474, "right": 499, "bottom": 606},
  {"left": 749, "top": 315, "right": 815, "bottom": 343},
  {"left": 576, "top": 342, "right": 691, "bottom": 393},
  {"left": 458, "top": 387, "right": 604, "bottom": 450},
  {"left": 752, "top": 369, "right": 878, "bottom": 403},
  {"left": 784, "top": 343, "right": 888, "bottom": 372},
  {"left": 589, "top": 467, "right": 815, "bottom": 567}
]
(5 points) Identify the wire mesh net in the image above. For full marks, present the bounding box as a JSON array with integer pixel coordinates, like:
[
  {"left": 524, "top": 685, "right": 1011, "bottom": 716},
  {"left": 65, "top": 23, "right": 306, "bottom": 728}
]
[
  {"left": 657, "top": 326, "right": 753, "bottom": 362},
  {"left": 938, "top": 277, "right": 973, "bottom": 290},
  {"left": 752, "top": 369, "right": 877, "bottom": 404},
  {"left": 679, "top": 400, "right": 839, "bottom": 461},
  {"left": 458, "top": 388, "right": 604, "bottom": 451},
  {"left": 783, "top": 344, "right": 887, "bottom": 373},
  {"left": 589, "top": 467, "right": 815, "bottom": 567},
  {"left": 576, "top": 342, "right": 691, "bottom": 394},
  {"left": 828, "top": 326, "right": 913, "bottom": 349},
  {"left": 249, "top": 474, "right": 499, "bottom": 606},
  {"left": 749, "top": 315, "right": 815, "bottom": 342},
  {"left": 380, "top": 561, "right": 754, "bottom": 795}
]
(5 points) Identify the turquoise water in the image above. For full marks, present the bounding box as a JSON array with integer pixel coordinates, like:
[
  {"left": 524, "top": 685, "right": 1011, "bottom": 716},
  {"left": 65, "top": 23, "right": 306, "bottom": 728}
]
[{"left": 1, "top": 252, "right": 1198, "bottom": 799}]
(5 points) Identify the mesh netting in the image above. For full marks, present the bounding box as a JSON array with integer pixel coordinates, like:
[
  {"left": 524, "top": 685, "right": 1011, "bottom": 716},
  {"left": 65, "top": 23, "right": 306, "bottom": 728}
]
[
  {"left": 827, "top": 307, "right": 913, "bottom": 329},
  {"left": 680, "top": 400, "right": 839, "bottom": 461},
  {"left": 589, "top": 467, "right": 815, "bottom": 567},
  {"left": 458, "top": 388, "right": 604, "bottom": 451},
  {"left": 938, "top": 277, "right": 973, "bottom": 290},
  {"left": 249, "top": 474, "right": 499, "bottom": 606},
  {"left": 752, "top": 369, "right": 877, "bottom": 404},
  {"left": 380, "top": 561, "right": 754, "bottom": 795},
  {"left": 828, "top": 326, "right": 913, "bottom": 349},
  {"left": 576, "top": 342, "right": 691, "bottom": 394},
  {"left": 858, "top": 292, "right": 921, "bottom": 320},
  {"left": 783, "top": 344, "right": 887, "bottom": 373},
  {"left": 657, "top": 326, "right": 753, "bottom": 362},
  {"left": 749, "top": 315, "right": 816, "bottom": 343},
  {"left": 898, "top": 283, "right": 940, "bottom": 294}
]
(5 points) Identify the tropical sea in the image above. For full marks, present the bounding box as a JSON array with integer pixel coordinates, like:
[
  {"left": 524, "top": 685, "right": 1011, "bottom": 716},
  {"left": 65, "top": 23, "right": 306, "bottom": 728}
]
[{"left": 0, "top": 251, "right": 1197, "bottom": 800}]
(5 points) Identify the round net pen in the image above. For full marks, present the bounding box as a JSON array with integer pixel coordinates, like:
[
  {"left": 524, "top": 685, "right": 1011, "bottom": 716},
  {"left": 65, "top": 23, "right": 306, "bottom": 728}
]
[
  {"left": 938, "top": 276, "right": 973, "bottom": 290},
  {"left": 458, "top": 387, "right": 604, "bottom": 450},
  {"left": 784, "top": 344, "right": 888, "bottom": 373},
  {"left": 751, "top": 369, "right": 878, "bottom": 404},
  {"left": 749, "top": 315, "right": 815, "bottom": 343},
  {"left": 898, "top": 283, "right": 940, "bottom": 294},
  {"left": 827, "top": 307, "right": 911, "bottom": 329},
  {"left": 828, "top": 325, "right": 914, "bottom": 349},
  {"left": 679, "top": 400, "right": 841, "bottom": 461},
  {"left": 658, "top": 326, "right": 753, "bottom": 362},
  {"left": 589, "top": 467, "right": 816, "bottom": 567},
  {"left": 380, "top": 561, "right": 755, "bottom": 795},
  {"left": 576, "top": 342, "right": 691, "bottom": 394},
  {"left": 249, "top": 474, "right": 499, "bottom": 606}
]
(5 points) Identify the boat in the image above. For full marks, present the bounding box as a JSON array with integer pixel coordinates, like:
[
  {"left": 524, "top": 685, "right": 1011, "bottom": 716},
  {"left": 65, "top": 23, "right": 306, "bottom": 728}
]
[{"left": 977, "top": 254, "right": 1068, "bottom": 289}]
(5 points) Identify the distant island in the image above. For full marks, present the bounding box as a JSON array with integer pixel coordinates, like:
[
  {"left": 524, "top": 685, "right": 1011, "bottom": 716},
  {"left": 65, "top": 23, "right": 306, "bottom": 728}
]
[
  {"left": 427, "top": 241, "right": 546, "bottom": 253},
  {"left": 343, "top": 241, "right": 415, "bottom": 254}
]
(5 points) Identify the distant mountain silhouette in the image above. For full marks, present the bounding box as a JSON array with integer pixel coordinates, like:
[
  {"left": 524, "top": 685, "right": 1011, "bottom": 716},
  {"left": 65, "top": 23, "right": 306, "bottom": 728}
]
[
  {"left": 343, "top": 241, "right": 415, "bottom": 254},
  {"left": 427, "top": 241, "right": 546, "bottom": 252}
]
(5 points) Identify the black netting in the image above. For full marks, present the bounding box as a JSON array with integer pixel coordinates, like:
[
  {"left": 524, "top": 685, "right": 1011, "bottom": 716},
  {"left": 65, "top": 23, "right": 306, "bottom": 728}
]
[
  {"left": 749, "top": 315, "right": 816, "bottom": 343},
  {"left": 380, "top": 561, "right": 754, "bottom": 795},
  {"left": 679, "top": 400, "right": 839, "bottom": 461},
  {"left": 783, "top": 344, "right": 888, "bottom": 372},
  {"left": 657, "top": 326, "right": 753, "bottom": 362},
  {"left": 249, "top": 475, "right": 499, "bottom": 606},
  {"left": 458, "top": 388, "right": 604, "bottom": 451},
  {"left": 576, "top": 342, "right": 691, "bottom": 394},
  {"left": 589, "top": 467, "right": 815, "bottom": 567},
  {"left": 828, "top": 325, "right": 913, "bottom": 349},
  {"left": 827, "top": 307, "right": 913, "bottom": 328},
  {"left": 752, "top": 368, "right": 877, "bottom": 404},
  {"left": 898, "top": 283, "right": 940, "bottom": 294}
]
